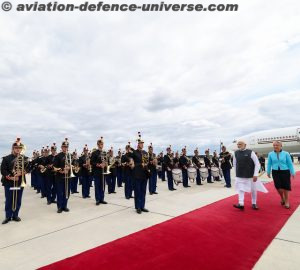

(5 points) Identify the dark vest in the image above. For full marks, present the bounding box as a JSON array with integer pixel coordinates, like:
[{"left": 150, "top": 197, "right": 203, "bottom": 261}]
[{"left": 235, "top": 149, "right": 255, "bottom": 178}]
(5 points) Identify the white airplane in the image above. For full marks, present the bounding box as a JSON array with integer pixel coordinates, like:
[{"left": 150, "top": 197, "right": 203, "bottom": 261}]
[{"left": 227, "top": 126, "right": 300, "bottom": 155}]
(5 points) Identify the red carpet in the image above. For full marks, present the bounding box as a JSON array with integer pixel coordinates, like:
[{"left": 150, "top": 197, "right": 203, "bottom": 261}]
[{"left": 40, "top": 173, "right": 300, "bottom": 270}]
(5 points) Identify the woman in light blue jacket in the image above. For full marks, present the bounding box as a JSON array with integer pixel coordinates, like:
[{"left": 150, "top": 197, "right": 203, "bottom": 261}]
[{"left": 267, "top": 141, "right": 295, "bottom": 209}]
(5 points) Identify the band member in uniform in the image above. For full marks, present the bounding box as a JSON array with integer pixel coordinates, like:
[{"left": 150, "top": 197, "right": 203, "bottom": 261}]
[
  {"left": 90, "top": 137, "right": 108, "bottom": 205},
  {"left": 70, "top": 150, "right": 80, "bottom": 194},
  {"left": 122, "top": 144, "right": 134, "bottom": 199},
  {"left": 192, "top": 148, "right": 203, "bottom": 185},
  {"left": 219, "top": 146, "right": 232, "bottom": 188},
  {"left": 148, "top": 143, "right": 158, "bottom": 195},
  {"left": 157, "top": 152, "right": 164, "bottom": 179},
  {"left": 204, "top": 149, "right": 213, "bottom": 183},
  {"left": 161, "top": 150, "right": 166, "bottom": 182},
  {"left": 173, "top": 151, "right": 180, "bottom": 168},
  {"left": 31, "top": 150, "right": 39, "bottom": 190},
  {"left": 106, "top": 148, "right": 117, "bottom": 194},
  {"left": 79, "top": 145, "right": 92, "bottom": 198},
  {"left": 212, "top": 151, "right": 221, "bottom": 181},
  {"left": 116, "top": 149, "right": 123, "bottom": 187},
  {"left": 128, "top": 132, "right": 150, "bottom": 214},
  {"left": 37, "top": 147, "right": 48, "bottom": 198},
  {"left": 1, "top": 138, "right": 29, "bottom": 224},
  {"left": 53, "top": 138, "right": 72, "bottom": 213},
  {"left": 45, "top": 143, "right": 57, "bottom": 204},
  {"left": 164, "top": 146, "right": 176, "bottom": 191},
  {"left": 179, "top": 147, "right": 190, "bottom": 187}
]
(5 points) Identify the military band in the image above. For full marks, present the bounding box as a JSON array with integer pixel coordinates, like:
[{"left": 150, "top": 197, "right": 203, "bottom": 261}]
[{"left": 1, "top": 133, "right": 236, "bottom": 224}]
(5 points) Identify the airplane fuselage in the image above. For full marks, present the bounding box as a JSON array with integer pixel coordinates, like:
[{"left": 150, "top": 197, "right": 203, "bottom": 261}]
[{"left": 227, "top": 127, "right": 300, "bottom": 155}]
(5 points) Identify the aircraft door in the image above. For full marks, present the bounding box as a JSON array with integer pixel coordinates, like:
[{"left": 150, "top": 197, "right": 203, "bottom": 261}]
[{"left": 250, "top": 136, "right": 256, "bottom": 145}]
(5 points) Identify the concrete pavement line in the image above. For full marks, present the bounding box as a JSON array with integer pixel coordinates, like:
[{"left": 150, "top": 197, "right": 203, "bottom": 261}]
[
  {"left": 146, "top": 211, "right": 176, "bottom": 218},
  {"left": 71, "top": 193, "right": 173, "bottom": 209},
  {"left": 274, "top": 237, "right": 300, "bottom": 245},
  {"left": 0, "top": 207, "right": 131, "bottom": 250}
]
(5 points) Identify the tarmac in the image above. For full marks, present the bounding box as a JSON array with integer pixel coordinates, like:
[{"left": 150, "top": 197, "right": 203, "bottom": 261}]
[{"left": 0, "top": 164, "right": 299, "bottom": 270}]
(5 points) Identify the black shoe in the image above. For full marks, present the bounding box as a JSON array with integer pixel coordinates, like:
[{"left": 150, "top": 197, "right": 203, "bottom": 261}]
[
  {"left": 153, "top": 192, "right": 158, "bottom": 194},
  {"left": 2, "top": 218, "right": 11, "bottom": 224},
  {"left": 100, "top": 201, "right": 107, "bottom": 204},
  {"left": 141, "top": 208, "right": 149, "bottom": 212},
  {"left": 252, "top": 204, "right": 259, "bottom": 210},
  {"left": 36, "top": 191, "right": 40, "bottom": 194},
  {"left": 41, "top": 195, "right": 45, "bottom": 198},
  {"left": 51, "top": 200, "right": 57, "bottom": 203},
  {"left": 136, "top": 209, "right": 142, "bottom": 214},
  {"left": 63, "top": 207, "right": 70, "bottom": 212},
  {"left": 47, "top": 201, "right": 51, "bottom": 205},
  {"left": 130, "top": 196, "right": 134, "bottom": 198},
  {"left": 96, "top": 201, "right": 100, "bottom": 205},
  {"left": 187, "top": 185, "right": 191, "bottom": 187},
  {"left": 126, "top": 197, "right": 130, "bottom": 200},
  {"left": 149, "top": 192, "right": 153, "bottom": 195},
  {"left": 172, "top": 188, "right": 177, "bottom": 190},
  {"left": 74, "top": 191, "right": 79, "bottom": 193},
  {"left": 233, "top": 204, "right": 244, "bottom": 210},
  {"left": 87, "top": 196, "right": 91, "bottom": 198},
  {"left": 57, "top": 208, "right": 63, "bottom": 213},
  {"left": 12, "top": 216, "right": 21, "bottom": 222}
]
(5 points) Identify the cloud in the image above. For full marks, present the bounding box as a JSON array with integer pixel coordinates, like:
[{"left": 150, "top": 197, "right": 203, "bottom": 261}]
[{"left": 0, "top": 0, "right": 300, "bottom": 156}]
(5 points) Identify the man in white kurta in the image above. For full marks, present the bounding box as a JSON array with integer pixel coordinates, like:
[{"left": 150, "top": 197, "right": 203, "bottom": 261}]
[{"left": 233, "top": 141, "right": 268, "bottom": 210}]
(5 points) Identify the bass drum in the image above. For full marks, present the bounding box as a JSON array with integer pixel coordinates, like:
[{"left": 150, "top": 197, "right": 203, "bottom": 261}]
[
  {"left": 211, "top": 167, "right": 220, "bottom": 177},
  {"left": 199, "top": 167, "right": 208, "bottom": 179},
  {"left": 172, "top": 168, "right": 182, "bottom": 185},
  {"left": 187, "top": 167, "right": 197, "bottom": 183}
]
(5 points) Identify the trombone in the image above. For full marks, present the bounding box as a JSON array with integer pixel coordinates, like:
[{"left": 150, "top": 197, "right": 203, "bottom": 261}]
[
  {"left": 65, "top": 151, "right": 75, "bottom": 199},
  {"left": 11, "top": 148, "right": 27, "bottom": 212}
]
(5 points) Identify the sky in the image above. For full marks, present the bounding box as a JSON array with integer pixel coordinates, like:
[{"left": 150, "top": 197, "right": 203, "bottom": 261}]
[{"left": 0, "top": 0, "right": 300, "bottom": 156}]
